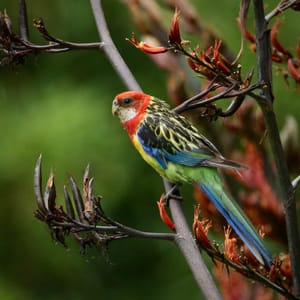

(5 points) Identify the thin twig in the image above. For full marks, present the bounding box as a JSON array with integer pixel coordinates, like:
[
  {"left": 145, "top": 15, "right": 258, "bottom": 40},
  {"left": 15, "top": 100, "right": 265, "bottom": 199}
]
[
  {"left": 265, "top": 0, "right": 298, "bottom": 22},
  {"left": 173, "top": 82, "right": 263, "bottom": 116},
  {"left": 52, "top": 220, "right": 175, "bottom": 241},
  {"left": 0, "top": 8, "right": 104, "bottom": 66},
  {"left": 217, "top": 95, "right": 245, "bottom": 117},
  {"left": 174, "top": 83, "right": 237, "bottom": 114},
  {"left": 20, "top": 38, "right": 104, "bottom": 50}
]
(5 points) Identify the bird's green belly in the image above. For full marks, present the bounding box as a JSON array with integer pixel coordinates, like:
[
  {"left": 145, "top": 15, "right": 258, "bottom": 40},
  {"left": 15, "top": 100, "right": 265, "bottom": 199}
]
[
  {"left": 133, "top": 132, "right": 209, "bottom": 184},
  {"left": 164, "top": 162, "right": 194, "bottom": 184}
]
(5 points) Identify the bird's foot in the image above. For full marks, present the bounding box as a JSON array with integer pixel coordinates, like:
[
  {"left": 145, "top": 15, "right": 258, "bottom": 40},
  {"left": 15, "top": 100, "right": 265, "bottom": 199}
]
[{"left": 163, "top": 184, "right": 182, "bottom": 206}]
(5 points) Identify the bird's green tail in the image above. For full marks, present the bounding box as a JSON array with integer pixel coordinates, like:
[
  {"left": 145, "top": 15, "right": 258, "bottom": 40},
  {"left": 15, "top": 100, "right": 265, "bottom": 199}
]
[{"left": 194, "top": 167, "right": 272, "bottom": 267}]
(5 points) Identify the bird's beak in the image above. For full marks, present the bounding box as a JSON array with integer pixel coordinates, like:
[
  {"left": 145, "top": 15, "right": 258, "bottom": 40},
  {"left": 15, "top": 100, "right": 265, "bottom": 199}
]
[{"left": 112, "top": 99, "right": 119, "bottom": 116}]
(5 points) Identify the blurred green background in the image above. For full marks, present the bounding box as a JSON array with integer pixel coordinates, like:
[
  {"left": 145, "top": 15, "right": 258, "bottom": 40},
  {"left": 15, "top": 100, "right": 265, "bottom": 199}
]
[{"left": 0, "top": 1, "right": 299, "bottom": 299}]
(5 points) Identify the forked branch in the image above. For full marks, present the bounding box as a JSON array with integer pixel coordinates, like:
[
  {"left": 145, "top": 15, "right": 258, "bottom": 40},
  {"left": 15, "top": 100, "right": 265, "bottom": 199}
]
[
  {"left": 0, "top": 2, "right": 103, "bottom": 66},
  {"left": 34, "top": 155, "right": 175, "bottom": 249},
  {"left": 33, "top": 155, "right": 298, "bottom": 299}
]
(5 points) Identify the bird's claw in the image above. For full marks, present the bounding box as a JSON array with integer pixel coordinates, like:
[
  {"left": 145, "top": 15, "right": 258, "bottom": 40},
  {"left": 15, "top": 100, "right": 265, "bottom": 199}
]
[{"left": 162, "top": 184, "right": 182, "bottom": 206}]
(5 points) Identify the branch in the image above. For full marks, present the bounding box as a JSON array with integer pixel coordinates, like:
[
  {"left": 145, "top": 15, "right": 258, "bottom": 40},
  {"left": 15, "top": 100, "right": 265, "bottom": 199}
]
[
  {"left": 253, "top": 0, "right": 300, "bottom": 297},
  {"left": 172, "top": 77, "right": 263, "bottom": 119},
  {"left": 163, "top": 180, "right": 222, "bottom": 300},
  {"left": 34, "top": 156, "right": 175, "bottom": 250},
  {"left": 0, "top": 7, "right": 103, "bottom": 67},
  {"left": 265, "top": 0, "right": 299, "bottom": 22},
  {"left": 18, "top": 0, "right": 29, "bottom": 41},
  {"left": 89, "top": 0, "right": 222, "bottom": 299},
  {"left": 89, "top": 0, "right": 141, "bottom": 91}
]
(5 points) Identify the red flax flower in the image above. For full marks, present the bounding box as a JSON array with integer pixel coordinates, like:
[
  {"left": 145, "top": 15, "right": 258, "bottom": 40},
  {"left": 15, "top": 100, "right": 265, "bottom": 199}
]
[
  {"left": 186, "top": 51, "right": 217, "bottom": 79},
  {"left": 223, "top": 226, "right": 241, "bottom": 264},
  {"left": 211, "top": 40, "right": 232, "bottom": 75},
  {"left": 287, "top": 57, "right": 300, "bottom": 84},
  {"left": 278, "top": 254, "right": 292, "bottom": 282},
  {"left": 127, "top": 33, "right": 168, "bottom": 54},
  {"left": 288, "top": 41, "right": 300, "bottom": 83},
  {"left": 214, "top": 263, "right": 275, "bottom": 300},
  {"left": 239, "top": 17, "right": 300, "bottom": 84},
  {"left": 157, "top": 195, "right": 175, "bottom": 231},
  {"left": 168, "top": 8, "right": 182, "bottom": 45},
  {"left": 192, "top": 206, "right": 213, "bottom": 249},
  {"left": 270, "top": 19, "right": 293, "bottom": 62},
  {"left": 268, "top": 255, "right": 292, "bottom": 290},
  {"left": 186, "top": 40, "right": 233, "bottom": 79},
  {"left": 237, "top": 18, "right": 256, "bottom": 52}
]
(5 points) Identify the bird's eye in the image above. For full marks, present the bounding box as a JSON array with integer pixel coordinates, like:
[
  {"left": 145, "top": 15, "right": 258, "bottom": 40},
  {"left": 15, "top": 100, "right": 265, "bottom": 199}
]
[{"left": 122, "top": 97, "right": 133, "bottom": 105}]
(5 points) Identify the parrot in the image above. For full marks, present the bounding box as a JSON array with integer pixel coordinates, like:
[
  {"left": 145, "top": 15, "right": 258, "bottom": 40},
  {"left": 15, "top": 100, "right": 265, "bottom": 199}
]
[{"left": 112, "top": 90, "right": 272, "bottom": 267}]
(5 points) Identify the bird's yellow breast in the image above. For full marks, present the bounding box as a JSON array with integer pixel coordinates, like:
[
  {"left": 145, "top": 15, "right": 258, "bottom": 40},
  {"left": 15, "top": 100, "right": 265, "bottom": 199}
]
[
  {"left": 132, "top": 134, "right": 166, "bottom": 177},
  {"left": 131, "top": 134, "right": 194, "bottom": 184}
]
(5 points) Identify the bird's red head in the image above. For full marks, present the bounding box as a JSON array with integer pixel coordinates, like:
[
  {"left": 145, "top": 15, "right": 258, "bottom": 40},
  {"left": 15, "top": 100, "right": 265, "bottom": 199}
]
[{"left": 112, "top": 91, "right": 152, "bottom": 135}]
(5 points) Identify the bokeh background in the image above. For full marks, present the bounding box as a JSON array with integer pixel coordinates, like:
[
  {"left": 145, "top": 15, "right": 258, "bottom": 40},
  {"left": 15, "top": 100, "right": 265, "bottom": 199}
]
[{"left": 0, "top": 1, "right": 299, "bottom": 299}]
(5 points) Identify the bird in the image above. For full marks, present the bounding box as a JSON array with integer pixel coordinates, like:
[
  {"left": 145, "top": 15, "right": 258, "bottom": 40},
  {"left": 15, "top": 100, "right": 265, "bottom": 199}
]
[{"left": 112, "top": 90, "right": 272, "bottom": 267}]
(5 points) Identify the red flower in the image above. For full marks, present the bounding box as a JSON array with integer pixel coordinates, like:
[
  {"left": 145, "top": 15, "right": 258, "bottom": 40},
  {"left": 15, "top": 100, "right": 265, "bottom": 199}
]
[
  {"left": 287, "top": 58, "right": 300, "bottom": 84},
  {"left": 157, "top": 195, "right": 175, "bottom": 231},
  {"left": 169, "top": 9, "right": 182, "bottom": 44},
  {"left": 211, "top": 40, "right": 232, "bottom": 75},
  {"left": 127, "top": 34, "right": 168, "bottom": 54},
  {"left": 237, "top": 18, "right": 256, "bottom": 52},
  {"left": 223, "top": 226, "right": 241, "bottom": 264},
  {"left": 192, "top": 206, "right": 213, "bottom": 249},
  {"left": 279, "top": 254, "right": 292, "bottom": 281},
  {"left": 271, "top": 19, "right": 292, "bottom": 62}
]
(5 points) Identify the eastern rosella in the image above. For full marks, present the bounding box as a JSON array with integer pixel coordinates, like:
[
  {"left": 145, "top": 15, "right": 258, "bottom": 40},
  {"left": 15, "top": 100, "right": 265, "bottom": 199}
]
[{"left": 112, "top": 91, "right": 272, "bottom": 267}]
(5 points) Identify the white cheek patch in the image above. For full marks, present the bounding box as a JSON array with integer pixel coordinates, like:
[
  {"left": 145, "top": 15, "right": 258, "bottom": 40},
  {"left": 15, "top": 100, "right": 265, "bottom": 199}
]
[{"left": 119, "top": 107, "right": 137, "bottom": 122}]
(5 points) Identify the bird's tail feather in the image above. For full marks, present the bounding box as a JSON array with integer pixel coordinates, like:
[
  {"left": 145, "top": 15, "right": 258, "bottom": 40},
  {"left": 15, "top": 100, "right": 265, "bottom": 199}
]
[{"left": 197, "top": 180, "right": 272, "bottom": 267}]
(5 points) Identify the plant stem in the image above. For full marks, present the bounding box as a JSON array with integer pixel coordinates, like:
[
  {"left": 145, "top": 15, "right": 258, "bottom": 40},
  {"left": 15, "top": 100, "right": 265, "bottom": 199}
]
[
  {"left": 89, "top": 0, "right": 141, "bottom": 91},
  {"left": 164, "top": 180, "right": 222, "bottom": 300},
  {"left": 18, "top": 0, "right": 29, "bottom": 40},
  {"left": 253, "top": 0, "right": 300, "bottom": 296}
]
